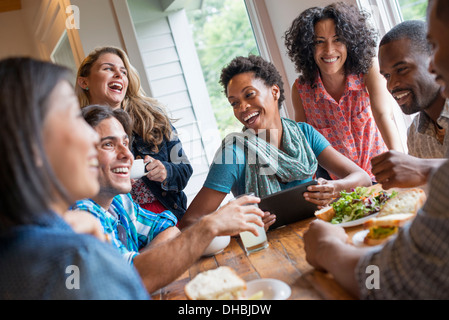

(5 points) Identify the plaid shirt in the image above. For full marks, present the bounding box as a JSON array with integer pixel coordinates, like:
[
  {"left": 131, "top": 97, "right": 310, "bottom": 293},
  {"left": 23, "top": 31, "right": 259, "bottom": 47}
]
[
  {"left": 407, "top": 99, "right": 449, "bottom": 158},
  {"left": 73, "top": 193, "right": 177, "bottom": 264},
  {"left": 356, "top": 160, "right": 449, "bottom": 299}
]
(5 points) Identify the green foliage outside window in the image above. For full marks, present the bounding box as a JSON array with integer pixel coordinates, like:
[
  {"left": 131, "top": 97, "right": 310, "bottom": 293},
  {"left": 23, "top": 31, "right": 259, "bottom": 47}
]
[
  {"left": 398, "top": 0, "right": 427, "bottom": 21},
  {"left": 187, "top": 0, "right": 259, "bottom": 138}
]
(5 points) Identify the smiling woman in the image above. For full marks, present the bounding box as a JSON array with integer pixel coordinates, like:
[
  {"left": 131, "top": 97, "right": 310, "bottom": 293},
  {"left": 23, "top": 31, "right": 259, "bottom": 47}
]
[
  {"left": 284, "top": 2, "right": 403, "bottom": 181},
  {"left": 179, "top": 55, "right": 371, "bottom": 230},
  {"left": 78, "top": 53, "right": 129, "bottom": 109},
  {"left": 77, "top": 46, "right": 193, "bottom": 220}
]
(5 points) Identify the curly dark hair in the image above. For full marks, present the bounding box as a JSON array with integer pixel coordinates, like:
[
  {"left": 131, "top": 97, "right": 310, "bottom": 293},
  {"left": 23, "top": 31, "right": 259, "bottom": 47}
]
[
  {"left": 284, "top": 2, "right": 378, "bottom": 85},
  {"left": 220, "top": 55, "right": 285, "bottom": 109}
]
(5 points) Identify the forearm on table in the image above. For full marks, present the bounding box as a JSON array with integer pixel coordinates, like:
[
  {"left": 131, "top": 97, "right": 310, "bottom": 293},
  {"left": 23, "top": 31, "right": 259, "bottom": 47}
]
[{"left": 134, "top": 217, "right": 216, "bottom": 293}]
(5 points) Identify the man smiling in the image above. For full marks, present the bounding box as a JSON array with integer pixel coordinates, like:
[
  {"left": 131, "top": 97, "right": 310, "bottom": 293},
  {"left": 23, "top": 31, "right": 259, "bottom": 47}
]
[
  {"left": 379, "top": 20, "right": 449, "bottom": 159},
  {"left": 370, "top": 20, "right": 449, "bottom": 189},
  {"left": 73, "top": 104, "right": 265, "bottom": 294},
  {"left": 74, "top": 105, "right": 179, "bottom": 264}
]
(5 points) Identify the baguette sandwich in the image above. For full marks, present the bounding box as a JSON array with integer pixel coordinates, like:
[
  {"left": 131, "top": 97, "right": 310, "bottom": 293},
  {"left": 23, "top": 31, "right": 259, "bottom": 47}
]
[
  {"left": 361, "top": 188, "right": 426, "bottom": 245},
  {"left": 362, "top": 213, "right": 415, "bottom": 246},
  {"left": 376, "top": 188, "right": 426, "bottom": 217},
  {"left": 184, "top": 266, "right": 246, "bottom": 300}
]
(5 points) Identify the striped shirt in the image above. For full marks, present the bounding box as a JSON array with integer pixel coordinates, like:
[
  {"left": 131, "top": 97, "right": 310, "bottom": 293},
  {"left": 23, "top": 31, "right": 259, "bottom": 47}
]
[
  {"left": 356, "top": 160, "right": 449, "bottom": 299},
  {"left": 73, "top": 193, "right": 177, "bottom": 264},
  {"left": 407, "top": 99, "right": 449, "bottom": 158}
]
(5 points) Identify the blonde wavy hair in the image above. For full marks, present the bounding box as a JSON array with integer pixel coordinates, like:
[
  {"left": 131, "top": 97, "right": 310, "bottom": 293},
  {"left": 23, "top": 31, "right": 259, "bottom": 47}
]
[{"left": 76, "top": 46, "right": 172, "bottom": 151}]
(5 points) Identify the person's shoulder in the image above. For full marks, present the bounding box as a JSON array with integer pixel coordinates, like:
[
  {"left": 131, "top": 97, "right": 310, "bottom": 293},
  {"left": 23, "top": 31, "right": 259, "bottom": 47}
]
[
  {"left": 53, "top": 228, "right": 148, "bottom": 297},
  {"left": 296, "top": 121, "right": 317, "bottom": 135},
  {"left": 0, "top": 218, "right": 149, "bottom": 299}
]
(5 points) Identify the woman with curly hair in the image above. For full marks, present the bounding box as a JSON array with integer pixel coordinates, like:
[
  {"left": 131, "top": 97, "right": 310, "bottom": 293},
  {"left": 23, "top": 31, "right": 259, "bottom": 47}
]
[
  {"left": 284, "top": 2, "right": 402, "bottom": 180},
  {"left": 180, "top": 55, "right": 371, "bottom": 230},
  {"left": 77, "top": 47, "right": 192, "bottom": 220}
]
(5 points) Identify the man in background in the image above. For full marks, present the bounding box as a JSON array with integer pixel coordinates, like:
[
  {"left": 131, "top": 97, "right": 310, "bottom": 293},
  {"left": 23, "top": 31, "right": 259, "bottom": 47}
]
[{"left": 371, "top": 19, "right": 448, "bottom": 189}]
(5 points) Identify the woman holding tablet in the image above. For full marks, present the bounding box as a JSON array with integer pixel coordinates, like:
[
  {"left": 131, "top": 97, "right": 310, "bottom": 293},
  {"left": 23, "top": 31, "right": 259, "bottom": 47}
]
[{"left": 180, "top": 55, "right": 371, "bottom": 230}]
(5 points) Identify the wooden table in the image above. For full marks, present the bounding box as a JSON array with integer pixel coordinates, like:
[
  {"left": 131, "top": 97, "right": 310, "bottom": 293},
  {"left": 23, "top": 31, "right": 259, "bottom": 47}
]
[{"left": 151, "top": 217, "right": 362, "bottom": 300}]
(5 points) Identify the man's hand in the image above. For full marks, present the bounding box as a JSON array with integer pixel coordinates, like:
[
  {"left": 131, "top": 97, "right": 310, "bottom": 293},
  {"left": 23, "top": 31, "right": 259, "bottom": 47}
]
[
  {"left": 303, "top": 219, "right": 348, "bottom": 270},
  {"left": 371, "top": 150, "right": 435, "bottom": 189},
  {"left": 206, "top": 195, "right": 265, "bottom": 237}
]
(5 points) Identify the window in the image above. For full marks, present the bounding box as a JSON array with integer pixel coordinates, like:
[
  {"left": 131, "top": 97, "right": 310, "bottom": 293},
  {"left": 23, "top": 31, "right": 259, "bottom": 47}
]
[
  {"left": 397, "top": 0, "right": 427, "bottom": 21},
  {"left": 51, "top": 31, "right": 77, "bottom": 85},
  {"left": 186, "top": 0, "right": 259, "bottom": 138}
]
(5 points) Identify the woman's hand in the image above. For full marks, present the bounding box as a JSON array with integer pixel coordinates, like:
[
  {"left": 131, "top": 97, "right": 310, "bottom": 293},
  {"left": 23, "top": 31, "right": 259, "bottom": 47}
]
[
  {"left": 262, "top": 211, "right": 276, "bottom": 231},
  {"left": 63, "top": 210, "right": 107, "bottom": 242},
  {"left": 303, "top": 178, "right": 339, "bottom": 208},
  {"left": 144, "top": 155, "right": 167, "bottom": 183}
]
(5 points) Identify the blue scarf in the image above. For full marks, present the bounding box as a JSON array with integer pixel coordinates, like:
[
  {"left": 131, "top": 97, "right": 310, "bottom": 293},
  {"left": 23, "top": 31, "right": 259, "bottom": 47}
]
[{"left": 219, "top": 118, "right": 318, "bottom": 197}]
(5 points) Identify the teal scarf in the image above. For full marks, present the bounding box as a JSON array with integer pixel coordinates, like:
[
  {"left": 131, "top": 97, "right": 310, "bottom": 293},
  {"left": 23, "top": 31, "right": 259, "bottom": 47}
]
[{"left": 219, "top": 118, "right": 318, "bottom": 197}]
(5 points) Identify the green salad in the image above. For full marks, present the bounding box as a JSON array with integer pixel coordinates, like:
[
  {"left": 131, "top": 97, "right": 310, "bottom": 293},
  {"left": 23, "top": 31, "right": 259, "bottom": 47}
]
[{"left": 330, "top": 187, "right": 397, "bottom": 224}]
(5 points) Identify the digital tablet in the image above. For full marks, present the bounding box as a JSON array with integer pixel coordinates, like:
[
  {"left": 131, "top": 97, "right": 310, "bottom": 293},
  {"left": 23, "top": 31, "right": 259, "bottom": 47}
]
[{"left": 259, "top": 180, "right": 318, "bottom": 230}]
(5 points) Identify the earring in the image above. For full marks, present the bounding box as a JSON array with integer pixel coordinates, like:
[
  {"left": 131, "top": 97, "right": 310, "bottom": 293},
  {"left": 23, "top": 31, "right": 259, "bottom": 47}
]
[{"left": 84, "top": 87, "right": 89, "bottom": 91}]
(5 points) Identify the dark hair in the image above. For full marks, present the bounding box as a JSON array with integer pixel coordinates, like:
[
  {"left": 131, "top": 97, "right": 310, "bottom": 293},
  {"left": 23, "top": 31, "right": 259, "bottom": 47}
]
[
  {"left": 0, "top": 57, "right": 72, "bottom": 229},
  {"left": 428, "top": 0, "right": 449, "bottom": 22},
  {"left": 380, "top": 20, "right": 431, "bottom": 55},
  {"left": 284, "top": 2, "right": 377, "bottom": 85},
  {"left": 82, "top": 104, "right": 133, "bottom": 139},
  {"left": 219, "top": 55, "right": 285, "bottom": 109}
]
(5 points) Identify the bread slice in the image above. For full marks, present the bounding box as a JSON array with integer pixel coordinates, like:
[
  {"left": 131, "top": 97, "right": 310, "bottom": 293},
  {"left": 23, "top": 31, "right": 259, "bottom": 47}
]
[
  {"left": 363, "top": 213, "right": 416, "bottom": 246},
  {"left": 314, "top": 206, "right": 335, "bottom": 222},
  {"left": 184, "top": 266, "right": 246, "bottom": 300},
  {"left": 363, "top": 213, "right": 416, "bottom": 229},
  {"left": 377, "top": 188, "right": 426, "bottom": 217}
]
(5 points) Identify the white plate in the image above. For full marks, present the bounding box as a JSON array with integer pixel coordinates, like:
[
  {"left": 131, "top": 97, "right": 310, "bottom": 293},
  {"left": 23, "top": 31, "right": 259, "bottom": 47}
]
[
  {"left": 245, "top": 279, "right": 291, "bottom": 300},
  {"left": 331, "top": 213, "right": 380, "bottom": 228},
  {"left": 351, "top": 230, "right": 369, "bottom": 247}
]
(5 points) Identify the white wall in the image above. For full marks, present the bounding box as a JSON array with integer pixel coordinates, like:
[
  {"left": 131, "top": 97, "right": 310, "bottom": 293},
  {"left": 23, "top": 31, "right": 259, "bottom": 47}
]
[
  {"left": 71, "top": 0, "right": 124, "bottom": 55},
  {"left": 0, "top": 9, "right": 38, "bottom": 59}
]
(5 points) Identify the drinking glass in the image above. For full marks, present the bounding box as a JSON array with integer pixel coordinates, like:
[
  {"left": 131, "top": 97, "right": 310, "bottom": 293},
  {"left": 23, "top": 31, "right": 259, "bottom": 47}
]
[{"left": 232, "top": 193, "right": 269, "bottom": 254}]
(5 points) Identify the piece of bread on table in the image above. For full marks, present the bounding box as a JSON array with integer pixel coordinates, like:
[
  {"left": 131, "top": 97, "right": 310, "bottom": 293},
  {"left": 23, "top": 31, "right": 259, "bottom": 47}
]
[
  {"left": 377, "top": 188, "right": 426, "bottom": 217},
  {"left": 363, "top": 213, "right": 416, "bottom": 246},
  {"left": 314, "top": 206, "right": 335, "bottom": 222},
  {"left": 184, "top": 266, "right": 246, "bottom": 300}
]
